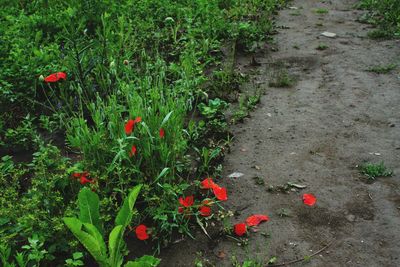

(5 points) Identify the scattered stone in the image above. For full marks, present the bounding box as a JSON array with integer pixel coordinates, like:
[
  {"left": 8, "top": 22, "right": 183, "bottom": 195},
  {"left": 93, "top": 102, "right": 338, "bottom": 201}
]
[
  {"left": 321, "top": 31, "right": 337, "bottom": 38},
  {"left": 228, "top": 172, "right": 244, "bottom": 178},
  {"left": 217, "top": 251, "right": 226, "bottom": 259},
  {"left": 253, "top": 165, "right": 261, "bottom": 170},
  {"left": 346, "top": 214, "right": 356, "bottom": 222}
]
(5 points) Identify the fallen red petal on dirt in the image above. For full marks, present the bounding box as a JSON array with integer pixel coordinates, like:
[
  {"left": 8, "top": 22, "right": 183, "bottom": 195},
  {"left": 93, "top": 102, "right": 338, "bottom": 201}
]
[
  {"left": 213, "top": 186, "right": 227, "bottom": 201},
  {"left": 245, "top": 214, "right": 269, "bottom": 226},
  {"left": 199, "top": 206, "right": 212, "bottom": 217},
  {"left": 234, "top": 223, "right": 247, "bottom": 236},
  {"left": 302, "top": 193, "right": 317, "bottom": 206},
  {"left": 135, "top": 224, "right": 149, "bottom": 240},
  {"left": 179, "top": 196, "right": 194, "bottom": 207}
]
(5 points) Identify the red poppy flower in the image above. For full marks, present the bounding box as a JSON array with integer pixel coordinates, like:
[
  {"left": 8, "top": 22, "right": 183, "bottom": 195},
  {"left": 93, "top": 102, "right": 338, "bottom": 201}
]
[
  {"left": 245, "top": 214, "right": 269, "bottom": 226},
  {"left": 179, "top": 196, "right": 194, "bottom": 207},
  {"left": 213, "top": 186, "right": 228, "bottom": 201},
  {"left": 159, "top": 128, "right": 165, "bottom": 138},
  {"left": 125, "top": 120, "right": 135, "bottom": 135},
  {"left": 135, "top": 224, "right": 149, "bottom": 240},
  {"left": 80, "top": 176, "right": 94, "bottom": 185},
  {"left": 234, "top": 223, "right": 247, "bottom": 236},
  {"left": 44, "top": 72, "right": 67, "bottom": 83},
  {"left": 129, "top": 145, "right": 137, "bottom": 157},
  {"left": 199, "top": 206, "right": 212, "bottom": 217},
  {"left": 200, "top": 178, "right": 217, "bottom": 189},
  {"left": 124, "top": 117, "right": 141, "bottom": 135},
  {"left": 302, "top": 193, "right": 317, "bottom": 206}
]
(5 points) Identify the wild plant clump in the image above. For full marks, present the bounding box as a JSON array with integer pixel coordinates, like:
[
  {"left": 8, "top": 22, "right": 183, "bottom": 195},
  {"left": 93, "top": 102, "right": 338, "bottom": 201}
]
[{"left": 0, "top": 0, "right": 286, "bottom": 265}]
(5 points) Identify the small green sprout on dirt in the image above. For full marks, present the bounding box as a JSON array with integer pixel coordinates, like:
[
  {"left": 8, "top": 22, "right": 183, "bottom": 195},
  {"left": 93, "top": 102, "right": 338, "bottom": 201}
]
[
  {"left": 316, "top": 43, "right": 329, "bottom": 50},
  {"left": 269, "top": 69, "right": 295, "bottom": 88},
  {"left": 253, "top": 176, "right": 265, "bottom": 186},
  {"left": 289, "top": 11, "right": 301, "bottom": 16},
  {"left": 367, "top": 29, "right": 392, "bottom": 39},
  {"left": 359, "top": 162, "right": 393, "bottom": 180},
  {"left": 232, "top": 92, "right": 261, "bottom": 122},
  {"left": 367, "top": 63, "right": 397, "bottom": 74},
  {"left": 277, "top": 208, "right": 291, "bottom": 217},
  {"left": 198, "top": 98, "right": 229, "bottom": 119},
  {"left": 313, "top": 8, "right": 329, "bottom": 14}
]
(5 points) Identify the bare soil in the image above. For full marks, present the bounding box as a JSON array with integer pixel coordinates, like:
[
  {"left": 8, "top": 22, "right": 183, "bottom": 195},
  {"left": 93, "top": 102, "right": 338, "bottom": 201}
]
[{"left": 160, "top": 0, "right": 400, "bottom": 266}]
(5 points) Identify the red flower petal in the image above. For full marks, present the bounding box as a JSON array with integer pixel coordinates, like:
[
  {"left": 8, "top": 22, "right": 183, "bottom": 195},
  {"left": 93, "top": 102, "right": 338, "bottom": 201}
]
[
  {"left": 72, "top": 172, "right": 81, "bottom": 178},
  {"left": 199, "top": 206, "right": 212, "bottom": 217},
  {"left": 129, "top": 145, "right": 137, "bottom": 157},
  {"left": 302, "top": 193, "right": 317, "bottom": 206},
  {"left": 134, "top": 117, "right": 142, "bottom": 123},
  {"left": 179, "top": 196, "right": 194, "bottom": 207},
  {"left": 125, "top": 119, "right": 135, "bottom": 135},
  {"left": 44, "top": 72, "right": 67, "bottom": 83},
  {"left": 80, "top": 176, "right": 93, "bottom": 185},
  {"left": 245, "top": 214, "right": 269, "bottom": 227},
  {"left": 213, "top": 186, "right": 228, "bottom": 201},
  {"left": 178, "top": 206, "right": 184, "bottom": 214},
  {"left": 57, "top": 72, "right": 67, "bottom": 80},
  {"left": 200, "top": 177, "right": 217, "bottom": 189},
  {"left": 135, "top": 224, "right": 149, "bottom": 240},
  {"left": 234, "top": 223, "right": 247, "bottom": 236},
  {"left": 159, "top": 128, "right": 165, "bottom": 138}
]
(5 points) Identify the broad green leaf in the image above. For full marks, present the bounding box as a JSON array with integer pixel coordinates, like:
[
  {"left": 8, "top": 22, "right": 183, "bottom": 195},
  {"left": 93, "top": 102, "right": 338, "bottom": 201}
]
[
  {"left": 82, "top": 223, "right": 107, "bottom": 258},
  {"left": 108, "top": 225, "right": 125, "bottom": 267},
  {"left": 78, "top": 188, "right": 103, "bottom": 233},
  {"left": 124, "top": 255, "right": 160, "bottom": 267},
  {"left": 63, "top": 218, "right": 107, "bottom": 267},
  {"left": 115, "top": 185, "right": 142, "bottom": 227}
]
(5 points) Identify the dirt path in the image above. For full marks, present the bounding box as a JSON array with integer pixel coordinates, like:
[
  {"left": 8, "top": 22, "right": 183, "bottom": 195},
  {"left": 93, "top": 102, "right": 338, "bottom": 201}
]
[{"left": 161, "top": 0, "right": 400, "bottom": 266}]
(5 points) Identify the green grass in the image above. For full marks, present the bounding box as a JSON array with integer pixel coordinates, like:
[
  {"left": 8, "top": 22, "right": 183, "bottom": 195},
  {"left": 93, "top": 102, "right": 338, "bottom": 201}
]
[
  {"left": 313, "top": 8, "right": 329, "bottom": 14},
  {"left": 269, "top": 69, "right": 295, "bottom": 87},
  {"left": 316, "top": 43, "right": 329, "bottom": 50},
  {"left": 367, "top": 63, "right": 397, "bottom": 74},
  {"left": 358, "top": 0, "right": 400, "bottom": 38},
  {"left": 360, "top": 162, "right": 393, "bottom": 180},
  {"left": 367, "top": 29, "right": 393, "bottom": 39}
]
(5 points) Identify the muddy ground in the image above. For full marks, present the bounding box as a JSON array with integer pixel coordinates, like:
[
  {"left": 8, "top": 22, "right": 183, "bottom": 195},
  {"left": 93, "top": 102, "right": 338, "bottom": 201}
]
[{"left": 160, "top": 0, "right": 400, "bottom": 266}]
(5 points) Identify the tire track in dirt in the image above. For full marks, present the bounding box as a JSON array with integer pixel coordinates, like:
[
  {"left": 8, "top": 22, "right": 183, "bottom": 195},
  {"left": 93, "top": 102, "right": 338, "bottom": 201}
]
[{"left": 161, "top": 0, "right": 400, "bottom": 266}]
